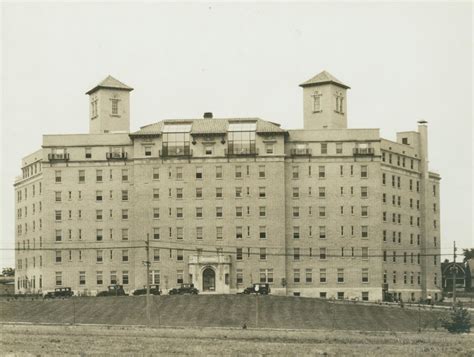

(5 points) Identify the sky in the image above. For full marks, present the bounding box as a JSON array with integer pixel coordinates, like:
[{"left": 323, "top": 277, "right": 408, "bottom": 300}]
[{"left": 1, "top": 2, "right": 472, "bottom": 267}]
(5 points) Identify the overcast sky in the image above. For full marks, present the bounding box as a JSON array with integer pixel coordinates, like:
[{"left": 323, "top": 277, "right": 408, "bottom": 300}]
[{"left": 1, "top": 2, "right": 472, "bottom": 267}]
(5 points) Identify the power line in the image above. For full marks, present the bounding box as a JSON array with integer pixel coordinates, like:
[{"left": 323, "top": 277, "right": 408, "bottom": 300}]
[{"left": 8, "top": 245, "right": 453, "bottom": 259}]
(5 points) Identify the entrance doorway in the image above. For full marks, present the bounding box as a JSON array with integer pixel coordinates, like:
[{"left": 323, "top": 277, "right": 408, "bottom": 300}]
[{"left": 202, "top": 267, "right": 215, "bottom": 291}]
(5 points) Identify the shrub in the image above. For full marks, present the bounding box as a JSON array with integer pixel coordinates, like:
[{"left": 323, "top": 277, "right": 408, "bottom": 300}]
[{"left": 441, "top": 306, "right": 471, "bottom": 333}]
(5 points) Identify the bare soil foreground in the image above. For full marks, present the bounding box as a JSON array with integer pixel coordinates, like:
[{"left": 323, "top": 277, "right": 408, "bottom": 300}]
[
  {"left": 0, "top": 295, "right": 447, "bottom": 331},
  {"left": 1, "top": 323, "right": 473, "bottom": 356}
]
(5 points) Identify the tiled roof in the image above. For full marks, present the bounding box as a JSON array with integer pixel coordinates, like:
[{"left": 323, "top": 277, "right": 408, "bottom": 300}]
[
  {"left": 130, "top": 118, "right": 286, "bottom": 136},
  {"left": 86, "top": 75, "right": 134, "bottom": 94},
  {"left": 299, "top": 70, "right": 350, "bottom": 89}
]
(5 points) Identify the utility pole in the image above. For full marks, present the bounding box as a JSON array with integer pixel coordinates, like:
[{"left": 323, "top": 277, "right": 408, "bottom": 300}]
[
  {"left": 452, "top": 241, "right": 457, "bottom": 308},
  {"left": 145, "top": 234, "right": 151, "bottom": 325},
  {"left": 255, "top": 294, "right": 259, "bottom": 328}
]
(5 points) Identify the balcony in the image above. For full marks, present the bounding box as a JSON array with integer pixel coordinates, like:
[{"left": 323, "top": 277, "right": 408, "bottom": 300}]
[
  {"left": 225, "top": 147, "right": 258, "bottom": 157},
  {"left": 48, "top": 153, "right": 69, "bottom": 161},
  {"left": 353, "top": 147, "right": 375, "bottom": 156},
  {"left": 106, "top": 152, "right": 128, "bottom": 160},
  {"left": 160, "top": 146, "right": 192, "bottom": 158},
  {"left": 291, "top": 148, "right": 312, "bottom": 156}
]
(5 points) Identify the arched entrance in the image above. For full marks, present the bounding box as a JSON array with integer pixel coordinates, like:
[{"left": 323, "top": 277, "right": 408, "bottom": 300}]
[{"left": 202, "top": 267, "right": 216, "bottom": 291}]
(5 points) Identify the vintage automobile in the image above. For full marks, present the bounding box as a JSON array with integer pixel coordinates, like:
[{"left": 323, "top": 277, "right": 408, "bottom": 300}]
[
  {"left": 132, "top": 284, "right": 161, "bottom": 296},
  {"left": 242, "top": 283, "right": 271, "bottom": 295},
  {"left": 43, "top": 287, "right": 74, "bottom": 299},
  {"left": 168, "top": 283, "right": 199, "bottom": 295},
  {"left": 96, "top": 284, "right": 126, "bottom": 297}
]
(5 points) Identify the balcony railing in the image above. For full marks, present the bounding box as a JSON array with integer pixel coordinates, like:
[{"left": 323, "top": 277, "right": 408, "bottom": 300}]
[
  {"left": 48, "top": 153, "right": 70, "bottom": 161},
  {"left": 225, "top": 147, "right": 258, "bottom": 156},
  {"left": 353, "top": 147, "right": 375, "bottom": 156},
  {"left": 106, "top": 152, "right": 128, "bottom": 160},
  {"left": 291, "top": 148, "right": 312, "bottom": 156},
  {"left": 160, "top": 146, "right": 192, "bottom": 158}
]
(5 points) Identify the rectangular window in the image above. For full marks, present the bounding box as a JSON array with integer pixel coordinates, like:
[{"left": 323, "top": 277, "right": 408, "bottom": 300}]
[
  {"left": 258, "top": 165, "right": 266, "bottom": 178},
  {"left": 122, "top": 209, "right": 129, "bottom": 220},
  {"left": 259, "top": 248, "right": 266, "bottom": 260},
  {"left": 176, "top": 249, "right": 183, "bottom": 261},
  {"left": 78, "top": 170, "right": 85, "bottom": 183},
  {"left": 236, "top": 248, "right": 243, "bottom": 260},
  {"left": 55, "top": 229, "right": 62, "bottom": 242},
  {"left": 96, "top": 271, "right": 103, "bottom": 285},
  {"left": 195, "top": 167, "right": 203, "bottom": 179},
  {"left": 319, "top": 226, "right": 326, "bottom": 239},
  {"left": 152, "top": 167, "right": 159, "bottom": 180},
  {"left": 236, "top": 226, "right": 243, "bottom": 239},
  {"left": 319, "top": 206, "right": 326, "bottom": 218},
  {"left": 259, "top": 206, "right": 266, "bottom": 217},
  {"left": 259, "top": 187, "right": 266, "bottom": 198},
  {"left": 259, "top": 226, "right": 266, "bottom": 239},
  {"left": 318, "top": 166, "right": 325, "bottom": 178},
  {"left": 313, "top": 186, "right": 324, "bottom": 200},
  {"left": 293, "top": 248, "right": 300, "bottom": 261},
  {"left": 320, "top": 269, "right": 327, "bottom": 283},
  {"left": 153, "top": 208, "right": 160, "bottom": 219},
  {"left": 216, "top": 227, "right": 223, "bottom": 240},
  {"left": 236, "top": 269, "right": 243, "bottom": 285},
  {"left": 55, "top": 272, "right": 62, "bottom": 286},
  {"left": 216, "top": 207, "right": 223, "bottom": 218},
  {"left": 153, "top": 249, "right": 160, "bottom": 262},
  {"left": 360, "top": 165, "right": 368, "bottom": 178},
  {"left": 149, "top": 227, "right": 159, "bottom": 240},
  {"left": 362, "top": 247, "right": 369, "bottom": 260},
  {"left": 55, "top": 210, "right": 62, "bottom": 221},
  {"left": 175, "top": 167, "right": 183, "bottom": 180},
  {"left": 176, "top": 227, "right": 183, "bottom": 240},
  {"left": 55, "top": 170, "right": 62, "bottom": 183},
  {"left": 122, "top": 250, "right": 129, "bottom": 262},
  {"left": 293, "top": 269, "right": 300, "bottom": 283},
  {"left": 265, "top": 144, "right": 274, "bottom": 154},
  {"left": 336, "top": 143, "right": 342, "bottom": 154},
  {"left": 196, "top": 227, "right": 203, "bottom": 240},
  {"left": 235, "top": 166, "right": 242, "bottom": 178},
  {"left": 96, "top": 229, "right": 103, "bottom": 241},
  {"left": 320, "top": 143, "right": 327, "bottom": 154},
  {"left": 216, "top": 166, "right": 223, "bottom": 179},
  {"left": 305, "top": 269, "right": 313, "bottom": 283},
  {"left": 55, "top": 191, "right": 62, "bottom": 202},
  {"left": 337, "top": 269, "right": 344, "bottom": 283},
  {"left": 293, "top": 226, "right": 300, "bottom": 239},
  {"left": 361, "top": 226, "right": 368, "bottom": 238},
  {"left": 320, "top": 247, "right": 327, "bottom": 260},
  {"left": 153, "top": 189, "right": 160, "bottom": 200},
  {"left": 361, "top": 186, "right": 368, "bottom": 198},
  {"left": 121, "top": 190, "right": 128, "bottom": 201},
  {"left": 292, "top": 166, "right": 299, "bottom": 179}
]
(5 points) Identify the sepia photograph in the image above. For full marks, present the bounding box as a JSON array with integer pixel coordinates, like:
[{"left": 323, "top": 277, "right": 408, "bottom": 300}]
[{"left": 1, "top": 1, "right": 473, "bottom": 355}]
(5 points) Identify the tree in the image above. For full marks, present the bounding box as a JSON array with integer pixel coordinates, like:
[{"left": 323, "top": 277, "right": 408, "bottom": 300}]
[
  {"left": 1, "top": 268, "right": 14, "bottom": 277},
  {"left": 441, "top": 306, "right": 471, "bottom": 333},
  {"left": 463, "top": 248, "right": 474, "bottom": 263}
]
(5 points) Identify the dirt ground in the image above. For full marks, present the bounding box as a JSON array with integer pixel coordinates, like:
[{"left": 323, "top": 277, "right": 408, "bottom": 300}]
[{"left": 1, "top": 323, "right": 472, "bottom": 356}]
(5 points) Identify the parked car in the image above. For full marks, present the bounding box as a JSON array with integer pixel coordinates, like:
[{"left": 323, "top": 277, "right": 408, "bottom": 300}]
[
  {"left": 168, "top": 283, "right": 199, "bottom": 295},
  {"left": 97, "top": 284, "right": 126, "bottom": 297},
  {"left": 132, "top": 284, "right": 161, "bottom": 296},
  {"left": 242, "top": 283, "right": 271, "bottom": 295},
  {"left": 43, "top": 287, "right": 74, "bottom": 299}
]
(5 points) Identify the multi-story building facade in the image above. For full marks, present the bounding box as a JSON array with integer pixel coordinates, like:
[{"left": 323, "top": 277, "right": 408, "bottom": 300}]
[{"left": 14, "top": 72, "right": 442, "bottom": 301}]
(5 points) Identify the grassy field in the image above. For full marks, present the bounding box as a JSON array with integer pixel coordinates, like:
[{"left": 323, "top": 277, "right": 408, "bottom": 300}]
[
  {"left": 0, "top": 295, "right": 446, "bottom": 332},
  {"left": 1, "top": 323, "right": 473, "bottom": 356}
]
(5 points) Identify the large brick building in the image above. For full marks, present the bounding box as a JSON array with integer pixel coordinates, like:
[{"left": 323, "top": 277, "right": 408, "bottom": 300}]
[{"left": 14, "top": 71, "right": 442, "bottom": 301}]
